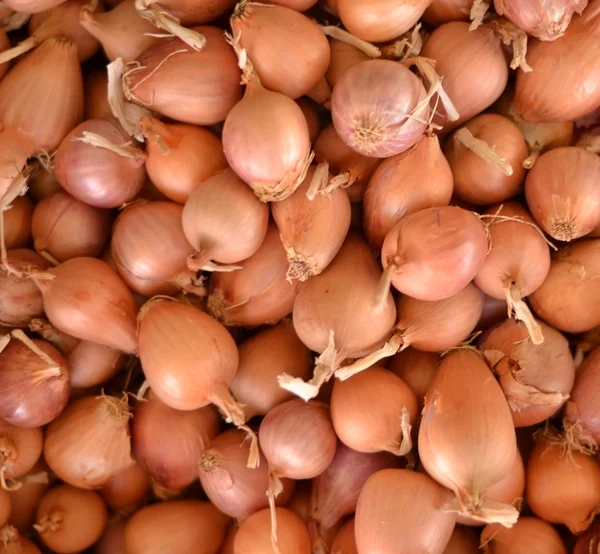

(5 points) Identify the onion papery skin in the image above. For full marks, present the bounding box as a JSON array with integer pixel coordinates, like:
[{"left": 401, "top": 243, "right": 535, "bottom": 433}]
[
  {"left": 381, "top": 206, "right": 488, "bottom": 301},
  {"left": 3, "top": 0, "right": 62, "bottom": 13},
  {"left": 421, "top": 22, "right": 508, "bottom": 133},
  {"left": 331, "top": 59, "right": 428, "bottom": 158},
  {"left": 231, "top": 2, "right": 330, "bottom": 99},
  {"left": 43, "top": 395, "right": 134, "bottom": 489},
  {"left": 148, "top": 0, "right": 236, "bottom": 25},
  {"left": 479, "top": 318, "right": 574, "bottom": 427},
  {"left": 33, "top": 257, "right": 139, "bottom": 354},
  {"left": 356, "top": 469, "right": 457, "bottom": 554},
  {"left": 423, "top": 0, "right": 473, "bottom": 25},
  {"left": 574, "top": 519, "right": 600, "bottom": 554},
  {"left": 94, "top": 521, "right": 127, "bottom": 554},
  {"left": 132, "top": 393, "right": 219, "bottom": 491},
  {"left": 530, "top": 239, "right": 600, "bottom": 333},
  {"left": 68, "top": 340, "right": 124, "bottom": 389},
  {"left": 443, "top": 526, "right": 479, "bottom": 554},
  {"left": 0, "top": 420, "right": 43, "bottom": 483},
  {"left": 387, "top": 348, "right": 440, "bottom": 410},
  {"left": 100, "top": 462, "right": 150, "bottom": 512},
  {"left": 4, "top": 195, "right": 32, "bottom": 251},
  {"left": 481, "top": 516, "right": 567, "bottom": 554},
  {"left": 84, "top": 70, "right": 112, "bottom": 121},
  {"left": 0, "top": 526, "right": 40, "bottom": 554},
  {"left": 0, "top": 129, "right": 34, "bottom": 200},
  {"left": 8, "top": 465, "right": 49, "bottom": 532},
  {"left": 54, "top": 118, "right": 146, "bottom": 209},
  {"left": 124, "top": 27, "right": 242, "bottom": 125},
  {"left": 325, "top": 39, "right": 369, "bottom": 90},
  {"left": 363, "top": 133, "right": 454, "bottom": 250},
  {"left": 514, "top": 3, "right": 600, "bottom": 122},
  {"left": 331, "top": 518, "right": 357, "bottom": 554}
]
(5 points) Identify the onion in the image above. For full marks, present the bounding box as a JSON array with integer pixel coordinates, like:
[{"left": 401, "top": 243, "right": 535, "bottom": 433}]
[
  {"left": 0, "top": 330, "right": 70, "bottom": 427},
  {"left": 530, "top": 239, "right": 600, "bottom": 333},
  {"left": 44, "top": 394, "right": 134, "bottom": 489},
  {"left": 0, "top": 420, "right": 42, "bottom": 490},
  {"left": 35, "top": 485, "right": 107, "bottom": 553},
  {"left": 230, "top": 320, "right": 311, "bottom": 420},
  {"left": 479, "top": 318, "right": 574, "bottom": 427},
  {"left": 514, "top": 3, "right": 600, "bottom": 122},
  {"left": 481, "top": 516, "right": 567, "bottom": 554},
  {"left": 363, "top": 134, "right": 453, "bottom": 250},
  {"left": 124, "top": 27, "right": 242, "bottom": 125},
  {"left": 0, "top": 37, "right": 83, "bottom": 152},
  {"left": 231, "top": 2, "right": 330, "bottom": 99},
  {"left": 443, "top": 527, "right": 479, "bottom": 554},
  {"left": 100, "top": 462, "right": 150, "bottom": 513},
  {"left": 27, "top": 163, "right": 62, "bottom": 203},
  {"left": 141, "top": 116, "right": 227, "bottom": 204},
  {"left": 0, "top": 490, "right": 9, "bottom": 527},
  {"left": 266, "top": 0, "right": 319, "bottom": 8},
  {"left": 32, "top": 257, "right": 139, "bottom": 353},
  {"left": 124, "top": 500, "right": 228, "bottom": 554},
  {"left": 477, "top": 294, "right": 509, "bottom": 332},
  {"left": 331, "top": 59, "right": 428, "bottom": 158},
  {"left": 142, "top": 0, "right": 236, "bottom": 25},
  {"left": 54, "top": 118, "right": 147, "bottom": 209},
  {"left": 575, "top": 519, "right": 600, "bottom": 554},
  {"left": 208, "top": 224, "right": 299, "bottom": 327},
  {"left": 8, "top": 466, "right": 49, "bottom": 532},
  {"left": 423, "top": 0, "right": 473, "bottom": 25},
  {"left": 331, "top": 518, "right": 357, "bottom": 554},
  {"left": 381, "top": 206, "right": 489, "bottom": 301},
  {"left": 199, "top": 428, "right": 294, "bottom": 521},
  {"left": 112, "top": 200, "right": 206, "bottom": 297},
  {"left": 132, "top": 392, "right": 219, "bottom": 491},
  {"left": 0, "top": 130, "right": 33, "bottom": 200},
  {"left": 526, "top": 428, "right": 600, "bottom": 533},
  {"left": 356, "top": 469, "right": 457, "bottom": 554},
  {"left": 94, "top": 521, "right": 126, "bottom": 554},
  {"left": 2, "top": 0, "right": 62, "bottom": 13},
  {"left": 84, "top": 70, "right": 112, "bottom": 121},
  {"left": 421, "top": 22, "right": 508, "bottom": 132},
  {"left": 31, "top": 191, "right": 112, "bottom": 264},
  {"left": 419, "top": 349, "right": 518, "bottom": 526},
  {"left": 235, "top": 507, "right": 310, "bottom": 554},
  {"left": 388, "top": 348, "right": 440, "bottom": 409},
  {"left": 0, "top": 250, "right": 50, "bottom": 327},
  {"left": 325, "top": 38, "right": 369, "bottom": 90},
  {"left": 296, "top": 98, "right": 320, "bottom": 144},
  {"left": 525, "top": 147, "right": 600, "bottom": 242},
  {"left": 4, "top": 193, "right": 32, "bottom": 251},
  {"left": 0, "top": 525, "right": 40, "bottom": 554},
  {"left": 182, "top": 168, "right": 269, "bottom": 271},
  {"left": 68, "top": 341, "right": 124, "bottom": 389}
]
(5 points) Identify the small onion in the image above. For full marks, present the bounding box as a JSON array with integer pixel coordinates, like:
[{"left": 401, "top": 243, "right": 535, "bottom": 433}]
[
  {"left": 0, "top": 421, "right": 42, "bottom": 489},
  {"left": 35, "top": 485, "right": 107, "bottom": 554},
  {"left": 356, "top": 469, "right": 457, "bottom": 554},
  {"left": 26, "top": 164, "right": 62, "bottom": 203},
  {"left": 296, "top": 98, "right": 320, "bottom": 144},
  {"left": 100, "top": 462, "right": 150, "bottom": 513},
  {"left": 443, "top": 527, "right": 479, "bottom": 554},
  {"left": 0, "top": 525, "right": 40, "bottom": 554},
  {"left": 0, "top": 129, "right": 33, "bottom": 200},
  {"left": 94, "top": 521, "right": 126, "bottom": 554},
  {"left": 481, "top": 516, "right": 567, "bottom": 554},
  {"left": 0, "top": 490, "right": 9, "bottom": 527},
  {"left": 4, "top": 195, "right": 32, "bottom": 251},
  {"left": 325, "top": 38, "right": 369, "bottom": 90},
  {"left": 8, "top": 466, "right": 49, "bottom": 532},
  {"left": 43, "top": 394, "right": 134, "bottom": 489},
  {"left": 331, "top": 518, "right": 357, "bottom": 554},
  {"left": 363, "top": 133, "right": 454, "bottom": 250},
  {"left": 68, "top": 340, "right": 124, "bottom": 389},
  {"left": 477, "top": 294, "right": 509, "bottom": 332},
  {"left": 84, "top": 70, "right": 112, "bottom": 120},
  {"left": 388, "top": 348, "right": 440, "bottom": 410},
  {"left": 423, "top": 0, "right": 473, "bottom": 25}
]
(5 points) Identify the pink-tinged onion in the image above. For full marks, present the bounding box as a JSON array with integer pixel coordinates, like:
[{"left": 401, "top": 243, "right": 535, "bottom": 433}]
[
  {"left": 0, "top": 525, "right": 40, "bottom": 554},
  {"left": 8, "top": 465, "right": 49, "bottom": 532},
  {"left": 443, "top": 526, "right": 479, "bottom": 554},
  {"left": 363, "top": 133, "right": 453, "bottom": 250},
  {"left": 477, "top": 293, "right": 509, "bottom": 332},
  {"left": 27, "top": 164, "right": 62, "bottom": 203},
  {"left": 0, "top": 421, "right": 43, "bottom": 489},
  {"left": 388, "top": 348, "right": 440, "bottom": 409},
  {"left": 84, "top": 70, "right": 112, "bottom": 121},
  {"left": 4, "top": 194, "right": 32, "bottom": 251},
  {"left": 3, "top": 0, "right": 63, "bottom": 13},
  {"left": 141, "top": 116, "right": 227, "bottom": 204},
  {"left": 419, "top": 349, "right": 519, "bottom": 526},
  {"left": 100, "top": 462, "right": 150, "bottom": 513},
  {"left": 356, "top": 469, "right": 457, "bottom": 554},
  {"left": 68, "top": 341, "right": 124, "bottom": 389},
  {"left": 481, "top": 516, "right": 567, "bottom": 554},
  {"left": 331, "top": 518, "right": 357, "bottom": 554},
  {"left": 423, "top": 0, "right": 473, "bottom": 25},
  {"left": 94, "top": 521, "right": 126, "bottom": 554},
  {"left": 325, "top": 38, "right": 369, "bottom": 90},
  {"left": 132, "top": 392, "right": 219, "bottom": 491},
  {"left": 32, "top": 257, "right": 139, "bottom": 353},
  {"left": 381, "top": 206, "right": 488, "bottom": 301}
]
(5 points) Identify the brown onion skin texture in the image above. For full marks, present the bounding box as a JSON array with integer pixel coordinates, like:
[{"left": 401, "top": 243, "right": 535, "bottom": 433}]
[
  {"left": 388, "top": 348, "right": 440, "bottom": 410},
  {"left": 32, "top": 191, "right": 112, "bottom": 262},
  {"left": 148, "top": 0, "right": 235, "bottom": 24},
  {"left": 382, "top": 206, "right": 489, "bottom": 301},
  {"left": 125, "top": 28, "right": 242, "bottom": 125},
  {"left": 132, "top": 393, "right": 219, "bottom": 490},
  {"left": 477, "top": 294, "right": 508, "bottom": 332},
  {"left": 35, "top": 485, "right": 108, "bottom": 554},
  {"left": 0, "top": 129, "right": 34, "bottom": 200},
  {"left": 0, "top": 490, "right": 10, "bottom": 527},
  {"left": 84, "top": 70, "right": 112, "bottom": 120},
  {"left": 356, "top": 469, "right": 457, "bottom": 554},
  {"left": 124, "top": 500, "right": 228, "bottom": 554},
  {"left": 443, "top": 527, "right": 479, "bottom": 554},
  {"left": 232, "top": 4, "right": 330, "bottom": 99},
  {"left": 4, "top": 195, "right": 32, "bottom": 250},
  {"left": 530, "top": 239, "right": 600, "bottom": 333},
  {"left": 142, "top": 117, "right": 227, "bottom": 204},
  {"left": 94, "top": 521, "right": 126, "bottom": 554},
  {"left": 481, "top": 517, "right": 567, "bottom": 554},
  {"left": 332, "top": 60, "right": 428, "bottom": 159},
  {"left": 331, "top": 518, "right": 357, "bottom": 554},
  {"left": 525, "top": 147, "right": 600, "bottom": 241},
  {"left": 421, "top": 22, "right": 508, "bottom": 133},
  {"left": 526, "top": 432, "right": 600, "bottom": 534},
  {"left": 364, "top": 134, "right": 454, "bottom": 250},
  {"left": 0, "top": 250, "right": 50, "bottom": 327},
  {"left": 27, "top": 165, "right": 62, "bottom": 203},
  {"left": 514, "top": 3, "right": 600, "bottom": 122},
  {"left": 54, "top": 118, "right": 146, "bottom": 209},
  {"left": 325, "top": 38, "right": 369, "bottom": 90},
  {"left": 208, "top": 224, "right": 300, "bottom": 327},
  {"left": 423, "top": 0, "right": 473, "bottom": 25},
  {"left": 68, "top": 341, "right": 124, "bottom": 389},
  {"left": 0, "top": 338, "right": 70, "bottom": 427},
  {"left": 8, "top": 466, "right": 49, "bottom": 532},
  {"left": 296, "top": 98, "right": 320, "bottom": 144},
  {"left": 229, "top": 321, "right": 311, "bottom": 420},
  {"left": 34, "top": 257, "right": 139, "bottom": 354},
  {"left": 575, "top": 519, "right": 600, "bottom": 554},
  {"left": 267, "top": 0, "right": 319, "bottom": 9},
  {"left": 100, "top": 462, "right": 150, "bottom": 512},
  {"left": 0, "top": 421, "right": 43, "bottom": 481},
  {"left": 479, "top": 318, "right": 574, "bottom": 427}
]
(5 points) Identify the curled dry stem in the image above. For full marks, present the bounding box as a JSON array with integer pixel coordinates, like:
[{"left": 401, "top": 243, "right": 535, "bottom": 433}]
[
  {"left": 306, "top": 161, "right": 330, "bottom": 201},
  {"left": 382, "top": 23, "right": 424, "bottom": 61},
  {"left": 450, "top": 492, "right": 519, "bottom": 527},
  {"left": 10, "top": 329, "right": 62, "bottom": 375},
  {"left": 0, "top": 35, "right": 38, "bottom": 65},
  {"left": 37, "top": 249, "right": 60, "bottom": 267},
  {"left": 386, "top": 406, "right": 413, "bottom": 456},
  {"left": 469, "top": 0, "right": 489, "bottom": 30},
  {"left": 187, "top": 253, "right": 242, "bottom": 273},
  {"left": 172, "top": 272, "right": 207, "bottom": 296},
  {"left": 492, "top": 19, "right": 532, "bottom": 73},
  {"left": 267, "top": 471, "right": 284, "bottom": 554},
  {"left": 253, "top": 151, "right": 315, "bottom": 203},
  {"left": 74, "top": 132, "right": 147, "bottom": 161},
  {"left": 319, "top": 25, "right": 381, "bottom": 58},
  {"left": 454, "top": 127, "right": 513, "bottom": 175},
  {"left": 504, "top": 282, "right": 544, "bottom": 345}
]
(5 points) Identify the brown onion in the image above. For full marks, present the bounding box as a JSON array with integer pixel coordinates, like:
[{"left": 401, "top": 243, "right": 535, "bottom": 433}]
[
  {"left": 0, "top": 525, "right": 40, "bottom": 554},
  {"left": 325, "top": 38, "right": 370, "bottom": 92},
  {"left": 4, "top": 195, "right": 32, "bottom": 251},
  {"left": 0, "top": 130, "right": 33, "bottom": 200},
  {"left": 26, "top": 164, "right": 62, "bottom": 203},
  {"left": 419, "top": 349, "right": 518, "bottom": 526},
  {"left": 266, "top": 0, "right": 319, "bottom": 9},
  {"left": 272, "top": 166, "right": 351, "bottom": 281},
  {"left": 481, "top": 516, "right": 567, "bottom": 554},
  {"left": 477, "top": 294, "right": 509, "bottom": 332},
  {"left": 0, "top": 420, "right": 42, "bottom": 490},
  {"left": 0, "top": 490, "right": 9, "bottom": 527},
  {"left": 54, "top": 117, "right": 146, "bottom": 209},
  {"left": 141, "top": 116, "right": 227, "bottom": 204},
  {"left": 8, "top": 466, "right": 49, "bottom": 532},
  {"left": 94, "top": 521, "right": 126, "bottom": 554},
  {"left": 356, "top": 469, "right": 457, "bottom": 554},
  {"left": 530, "top": 239, "right": 600, "bottom": 333},
  {"left": 84, "top": 70, "right": 112, "bottom": 121},
  {"left": 443, "top": 527, "right": 479, "bottom": 554},
  {"left": 423, "top": 0, "right": 473, "bottom": 25},
  {"left": 208, "top": 224, "right": 299, "bottom": 327},
  {"left": 230, "top": 320, "right": 311, "bottom": 420},
  {"left": 44, "top": 394, "right": 134, "bottom": 489},
  {"left": 526, "top": 429, "right": 600, "bottom": 534},
  {"left": 363, "top": 133, "right": 453, "bottom": 250},
  {"left": 388, "top": 348, "right": 440, "bottom": 409},
  {"left": 132, "top": 392, "right": 219, "bottom": 491},
  {"left": 296, "top": 98, "right": 320, "bottom": 144},
  {"left": 33, "top": 257, "right": 139, "bottom": 353},
  {"left": 124, "top": 27, "right": 241, "bottom": 125},
  {"left": 2, "top": 0, "right": 62, "bottom": 13},
  {"left": 575, "top": 519, "right": 600, "bottom": 554},
  {"left": 124, "top": 500, "right": 228, "bottom": 554},
  {"left": 182, "top": 169, "right": 269, "bottom": 271},
  {"left": 381, "top": 206, "right": 489, "bottom": 301},
  {"left": 100, "top": 462, "right": 150, "bottom": 512},
  {"left": 514, "top": 4, "right": 600, "bottom": 122},
  {"left": 31, "top": 191, "right": 112, "bottom": 263},
  {"left": 331, "top": 518, "right": 357, "bottom": 554},
  {"left": 68, "top": 340, "right": 124, "bottom": 389},
  {"left": 525, "top": 147, "right": 600, "bottom": 242}
]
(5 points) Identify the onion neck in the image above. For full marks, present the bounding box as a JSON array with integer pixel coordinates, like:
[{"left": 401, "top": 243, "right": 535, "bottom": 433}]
[{"left": 99, "top": 392, "right": 132, "bottom": 427}]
